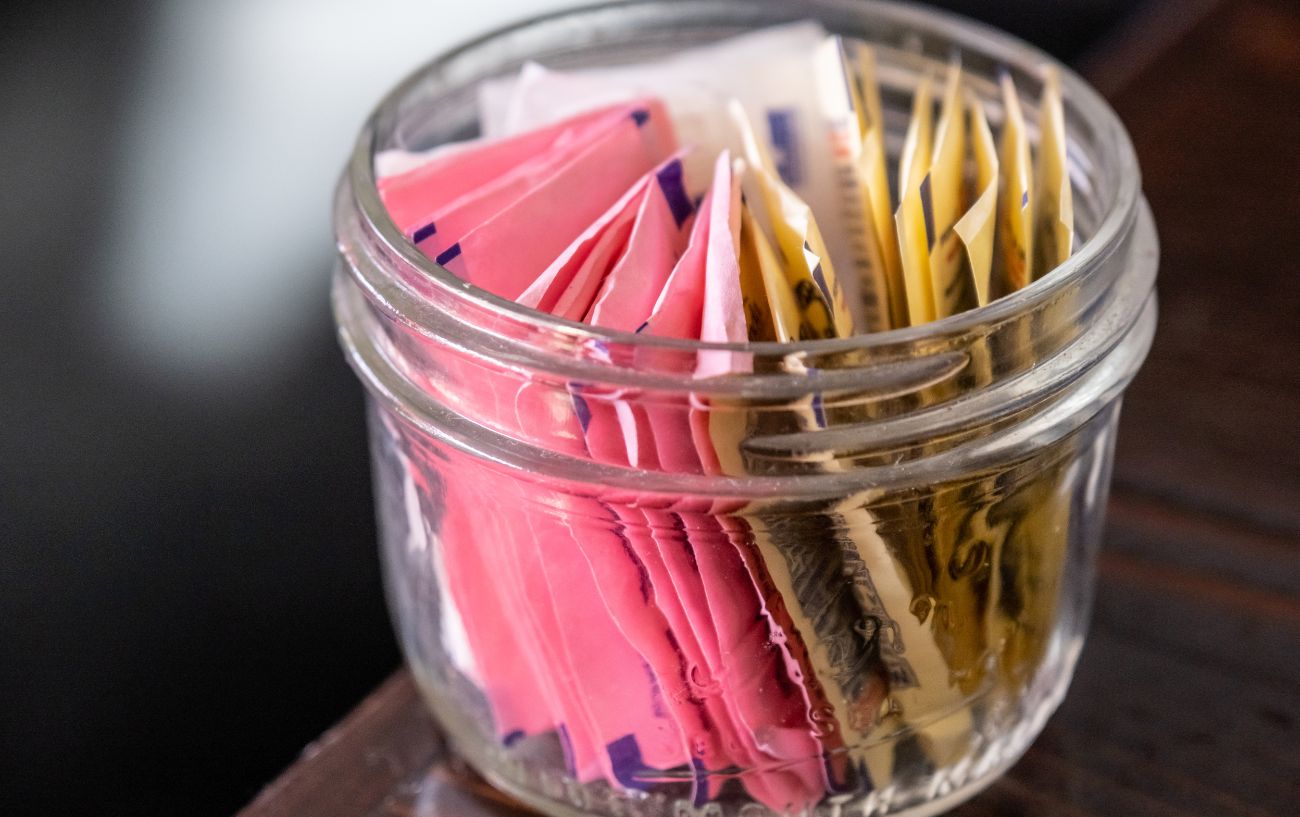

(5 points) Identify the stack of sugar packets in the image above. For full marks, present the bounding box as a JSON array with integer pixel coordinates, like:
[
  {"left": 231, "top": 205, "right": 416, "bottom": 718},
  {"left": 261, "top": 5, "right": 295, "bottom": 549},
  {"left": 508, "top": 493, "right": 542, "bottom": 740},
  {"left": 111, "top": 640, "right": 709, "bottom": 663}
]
[{"left": 377, "top": 21, "right": 1074, "bottom": 812}]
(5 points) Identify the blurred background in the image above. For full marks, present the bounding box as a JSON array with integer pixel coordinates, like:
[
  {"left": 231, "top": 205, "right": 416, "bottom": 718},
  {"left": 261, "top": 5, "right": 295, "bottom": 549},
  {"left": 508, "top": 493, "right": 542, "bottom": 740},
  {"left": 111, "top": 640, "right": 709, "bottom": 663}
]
[{"left": 0, "top": 1, "right": 1185, "bottom": 815}]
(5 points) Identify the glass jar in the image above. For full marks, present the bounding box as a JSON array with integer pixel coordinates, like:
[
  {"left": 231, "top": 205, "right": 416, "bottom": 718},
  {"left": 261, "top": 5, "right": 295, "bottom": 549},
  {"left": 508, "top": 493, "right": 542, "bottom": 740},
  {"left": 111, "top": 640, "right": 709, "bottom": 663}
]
[{"left": 331, "top": 1, "right": 1157, "bottom": 815}]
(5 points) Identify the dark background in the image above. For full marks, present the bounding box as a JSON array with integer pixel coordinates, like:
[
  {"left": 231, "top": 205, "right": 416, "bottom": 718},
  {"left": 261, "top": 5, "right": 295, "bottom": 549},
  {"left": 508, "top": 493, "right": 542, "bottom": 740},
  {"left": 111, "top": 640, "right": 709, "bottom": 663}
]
[{"left": 1, "top": 2, "right": 1148, "bottom": 815}]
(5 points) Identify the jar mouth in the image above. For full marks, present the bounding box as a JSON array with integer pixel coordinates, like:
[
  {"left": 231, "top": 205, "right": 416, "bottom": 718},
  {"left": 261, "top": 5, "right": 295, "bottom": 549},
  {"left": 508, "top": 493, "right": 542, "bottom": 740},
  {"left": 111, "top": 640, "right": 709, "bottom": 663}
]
[
  {"left": 340, "top": 0, "right": 1141, "bottom": 360},
  {"left": 333, "top": 0, "right": 1157, "bottom": 487}
]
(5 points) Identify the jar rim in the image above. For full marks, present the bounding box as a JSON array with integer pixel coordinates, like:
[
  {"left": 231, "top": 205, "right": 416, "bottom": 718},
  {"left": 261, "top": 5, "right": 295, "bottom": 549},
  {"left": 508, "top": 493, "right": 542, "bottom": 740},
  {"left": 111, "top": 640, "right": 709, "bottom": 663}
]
[{"left": 341, "top": 0, "right": 1141, "bottom": 359}]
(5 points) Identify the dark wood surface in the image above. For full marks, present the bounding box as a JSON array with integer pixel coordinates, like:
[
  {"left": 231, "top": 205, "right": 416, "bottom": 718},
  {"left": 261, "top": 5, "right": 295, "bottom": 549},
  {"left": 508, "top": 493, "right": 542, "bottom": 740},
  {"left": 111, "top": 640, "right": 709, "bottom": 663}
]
[{"left": 238, "top": 0, "right": 1300, "bottom": 814}]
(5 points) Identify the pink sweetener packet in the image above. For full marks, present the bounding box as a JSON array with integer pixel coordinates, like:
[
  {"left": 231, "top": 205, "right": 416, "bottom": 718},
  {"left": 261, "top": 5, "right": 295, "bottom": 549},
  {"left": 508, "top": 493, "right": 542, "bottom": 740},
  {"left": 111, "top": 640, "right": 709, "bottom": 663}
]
[
  {"left": 678, "top": 511, "right": 827, "bottom": 810},
  {"left": 514, "top": 152, "right": 670, "bottom": 316},
  {"left": 585, "top": 155, "right": 698, "bottom": 330},
  {"left": 638, "top": 495, "right": 829, "bottom": 811},
  {"left": 499, "top": 385, "right": 725, "bottom": 794},
  {"left": 561, "top": 496, "right": 749, "bottom": 803},
  {"left": 530, "top": 512, "right": 688, "bottom": 782},
  {"left": 560, "top": 152, "right": 700, "bottom": 469},
  {"left": 436, "top": 102, "right": 675, "bottom": 300},
  {"left": 694, "top": 156, "right": 748, "bottom": 367},
  {"left": 646, "top": 502, "right": 837, "bottom": 808},
  {"left": 437, "top": 467, "right": 603, "bottom": 774},
  {"left": 514, "top": 483, "right": 692, "bottom": 785},
  {"left": 435, "top": 430, "right": 681, "bottom": 787},
  {"left": 632, "top": 174, "right": 711, "bottom": 473},
  {"left": 632, "top": 151, "right": 742, "bottom": 472},
  {"left": 689, "top": 154, "right": 751, "bottom": 474},
  {"left": 510, "top": 168, "right": 640, "bottom": 468},
  {"left": 378, "top": 103, "right": 625, "bottom": 232},
  {"left": 642, "top": 506, "right": 794, "bottom": 811},
  {"left": 484, "top": 478, "right": 609, "bottom": 781},
  {"left": 483, "top": 343, "right": 688, "bottom": 786},
  {"left": 534, "top": 408, "right": 736, "bottom": 798},
  {"left": 398, "top": 432, "right": 557, "bottom": 744},
  {"left": 608, "top": 503, "right": 750, "bottom": 797}
]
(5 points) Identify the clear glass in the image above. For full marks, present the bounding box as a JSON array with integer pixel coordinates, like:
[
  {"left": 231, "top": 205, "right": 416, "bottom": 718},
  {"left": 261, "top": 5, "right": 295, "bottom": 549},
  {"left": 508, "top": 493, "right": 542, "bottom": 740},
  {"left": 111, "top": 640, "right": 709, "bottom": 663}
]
[{"left": 331, "top": 2, "right": 1158, "bottom": 816}]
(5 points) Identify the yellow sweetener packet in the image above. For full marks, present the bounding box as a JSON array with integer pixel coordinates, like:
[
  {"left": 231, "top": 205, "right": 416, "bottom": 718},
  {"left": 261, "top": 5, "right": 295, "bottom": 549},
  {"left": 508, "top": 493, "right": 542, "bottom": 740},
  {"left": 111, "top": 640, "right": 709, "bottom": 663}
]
[
  {"left": 844, "top": 38, "right": 884, "bottom": 135},
  {"left": 1033, "top": 64, "right": 1074, "bottom": 280},
  {"left": 737, "top": 182, "right": 775, "bottom": 342},
  {"left": 894, "top": 75, "right": 936, "bottom": 325},
  {"left": 738, "top": 193, "right": 803, "bottom": 342},
  {"left": 927, "top": 61, "right": 972, "bottom": 319},
  {"left": 845, "top": 41, "right": 907, "bottom": 330},
  {"left": 730, "top": 100, "right": 853, "bottom": 339},
  {"left": 954, "top": 96, "right": 999, "bottom": 306},
  {"left": 996, "top": 72, "right": 1034, "bottom": 293}
]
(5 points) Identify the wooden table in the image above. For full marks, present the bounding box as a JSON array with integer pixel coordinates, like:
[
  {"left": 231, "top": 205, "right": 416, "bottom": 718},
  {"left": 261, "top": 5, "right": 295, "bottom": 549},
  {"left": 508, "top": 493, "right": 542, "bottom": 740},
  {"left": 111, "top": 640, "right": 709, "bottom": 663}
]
[{"left": 239, "top": 0, "right": 1300, "bottom": 814}]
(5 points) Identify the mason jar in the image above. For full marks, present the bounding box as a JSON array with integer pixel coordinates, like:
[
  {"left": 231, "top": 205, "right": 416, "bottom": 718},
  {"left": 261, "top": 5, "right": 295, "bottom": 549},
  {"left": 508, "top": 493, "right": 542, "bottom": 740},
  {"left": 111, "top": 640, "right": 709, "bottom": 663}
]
[{"left": 331, "top": 1, "right": 1158, "bottom": 815}]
